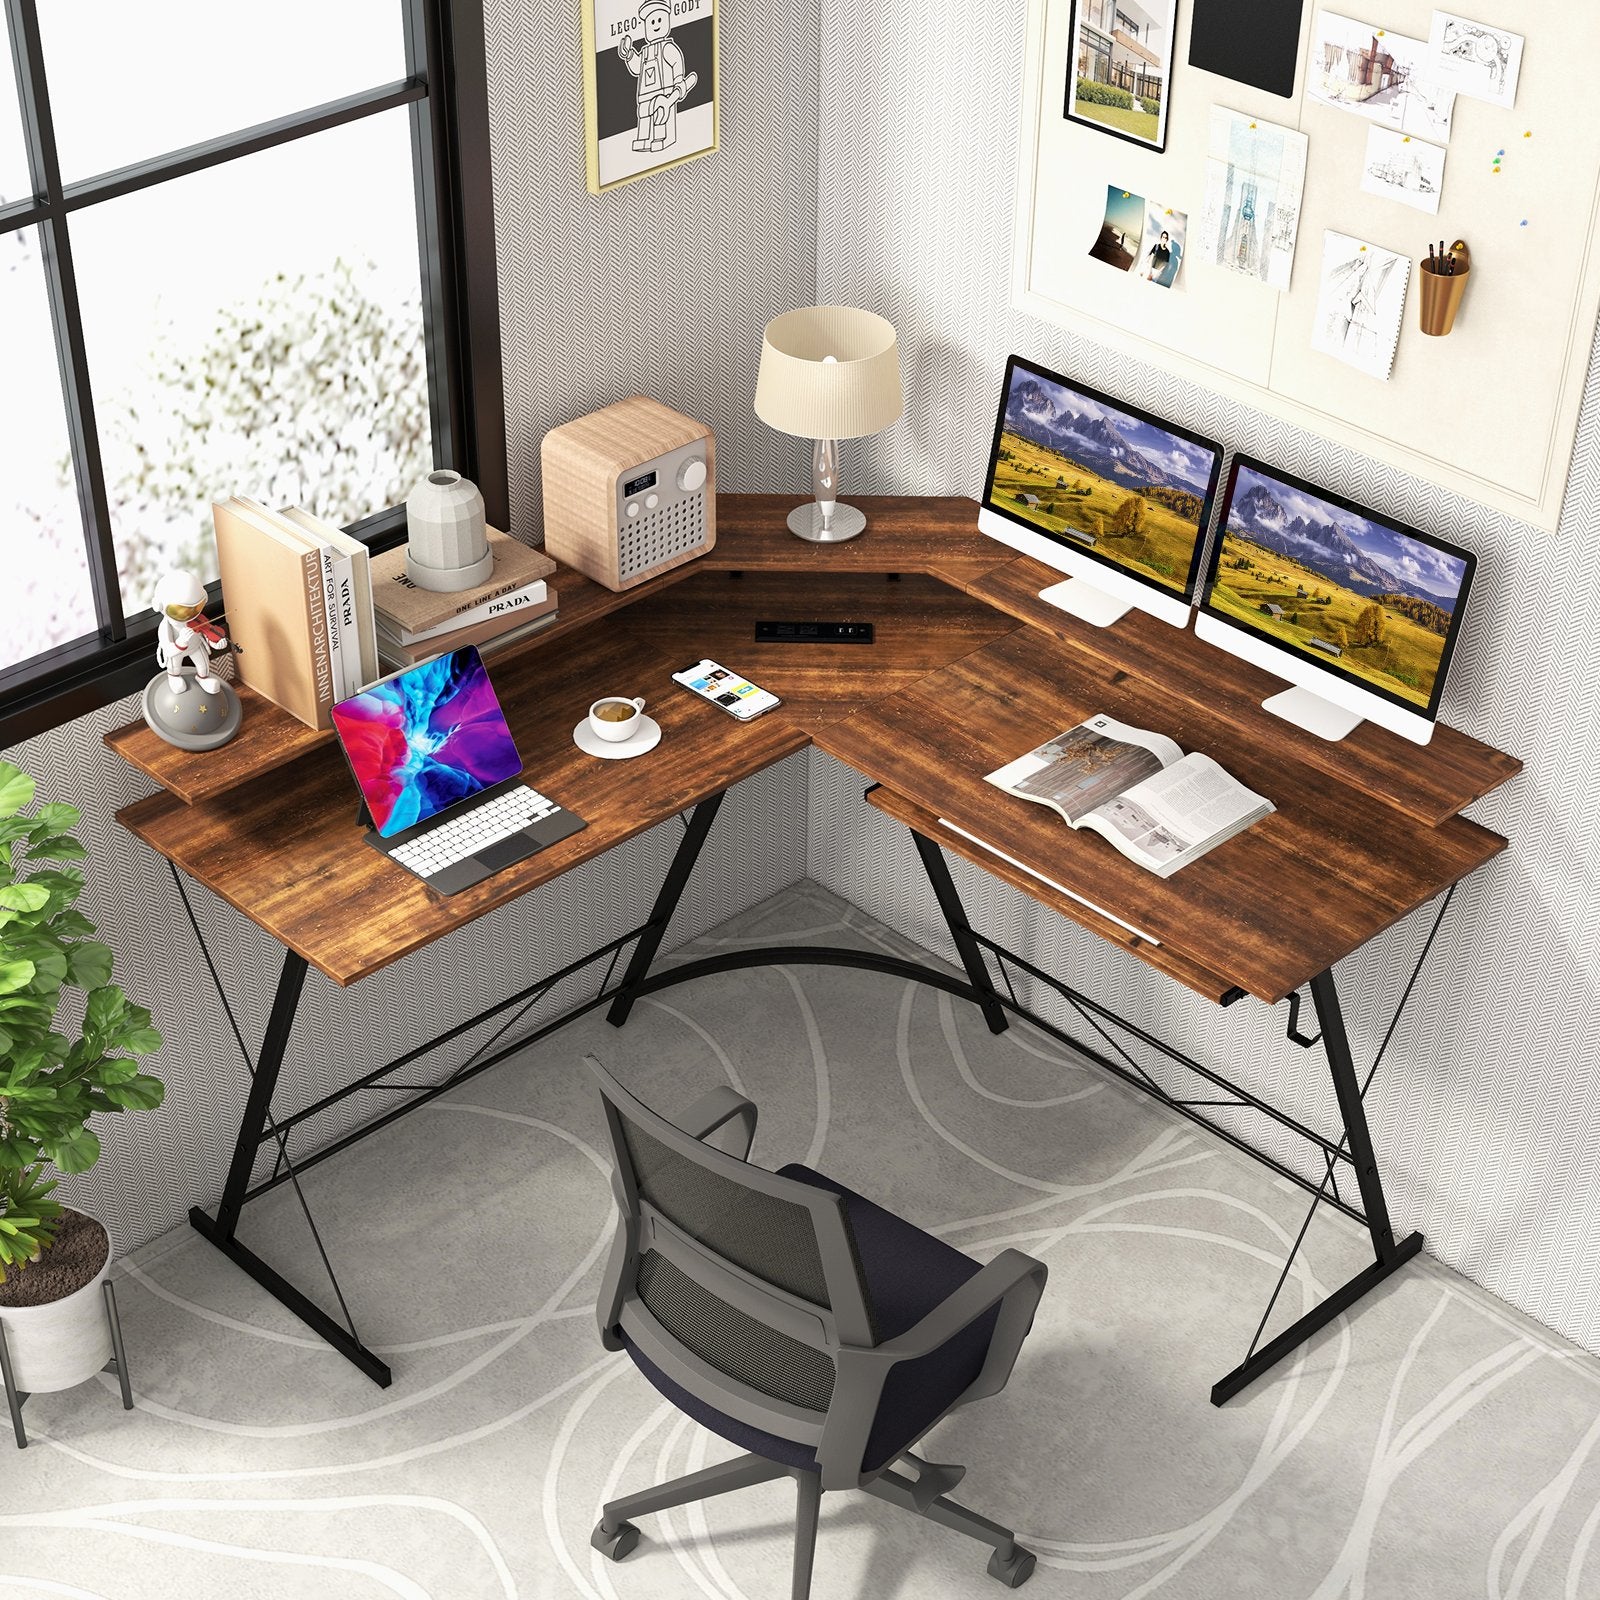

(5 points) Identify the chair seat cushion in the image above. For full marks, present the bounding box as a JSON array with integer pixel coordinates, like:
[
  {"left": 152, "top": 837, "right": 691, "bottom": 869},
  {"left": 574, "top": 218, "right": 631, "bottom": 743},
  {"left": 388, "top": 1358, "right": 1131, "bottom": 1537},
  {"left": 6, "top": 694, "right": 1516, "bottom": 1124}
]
[{"left": 622, "top": 1163, "right": 998, "bottom": 1475}]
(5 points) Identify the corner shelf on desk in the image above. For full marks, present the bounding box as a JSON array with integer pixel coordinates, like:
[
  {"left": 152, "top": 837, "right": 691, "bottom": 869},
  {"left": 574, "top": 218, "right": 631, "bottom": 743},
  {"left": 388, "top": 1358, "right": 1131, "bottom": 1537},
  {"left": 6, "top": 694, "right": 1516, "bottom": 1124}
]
[{"left": 102, "top": 558, "right": 699, "bottom": 805}]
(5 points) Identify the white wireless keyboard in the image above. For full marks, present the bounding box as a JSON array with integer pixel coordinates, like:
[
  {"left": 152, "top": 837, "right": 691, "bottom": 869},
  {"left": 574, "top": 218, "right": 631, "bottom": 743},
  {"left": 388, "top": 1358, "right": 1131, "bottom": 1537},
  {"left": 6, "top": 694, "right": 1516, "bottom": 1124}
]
[{"left": 389, "top": 786, "right": 563, "bottom": 876}]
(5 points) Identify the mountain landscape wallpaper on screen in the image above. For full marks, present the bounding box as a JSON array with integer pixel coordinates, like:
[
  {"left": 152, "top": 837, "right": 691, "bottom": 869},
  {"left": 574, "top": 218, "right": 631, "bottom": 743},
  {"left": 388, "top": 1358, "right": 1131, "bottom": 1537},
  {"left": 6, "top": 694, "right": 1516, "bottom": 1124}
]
[
  {"left": 988, "top": 369, "right": 1217, "bottom": 593},
  {"left": 1211, "top": 465, "right": 1469, "bottom": 707}
]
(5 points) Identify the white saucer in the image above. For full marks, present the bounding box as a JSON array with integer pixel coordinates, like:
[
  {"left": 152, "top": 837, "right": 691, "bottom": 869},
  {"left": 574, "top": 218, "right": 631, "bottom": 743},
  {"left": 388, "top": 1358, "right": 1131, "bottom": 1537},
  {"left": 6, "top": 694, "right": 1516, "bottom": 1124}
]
[{"left": 573, "top": 715, "right": 661, "bottom": 759}]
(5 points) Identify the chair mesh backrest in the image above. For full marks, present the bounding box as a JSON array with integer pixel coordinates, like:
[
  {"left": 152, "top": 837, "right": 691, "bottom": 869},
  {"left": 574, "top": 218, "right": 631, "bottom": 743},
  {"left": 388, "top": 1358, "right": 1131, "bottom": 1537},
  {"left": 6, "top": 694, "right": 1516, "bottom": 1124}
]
[
  {"left": 605, "top": 1093, "right": 875, "bottom": 1419},
  {"left": 619, "top": 1112, "right": 832, "bottom": 1306}
]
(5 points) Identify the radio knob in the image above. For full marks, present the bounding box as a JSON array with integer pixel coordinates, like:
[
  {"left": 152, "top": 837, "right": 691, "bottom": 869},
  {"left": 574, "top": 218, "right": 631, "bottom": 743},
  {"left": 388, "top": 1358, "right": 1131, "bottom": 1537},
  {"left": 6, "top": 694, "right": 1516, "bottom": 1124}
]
[
  {"left": 645, "top": 492, "right": 660, "bottom": 510},
  {"left": 678, "top": 456, "right": 708, "bottom": 492},
  {"left": 626, "top": 502, "right": 641, "bottom": 519}
]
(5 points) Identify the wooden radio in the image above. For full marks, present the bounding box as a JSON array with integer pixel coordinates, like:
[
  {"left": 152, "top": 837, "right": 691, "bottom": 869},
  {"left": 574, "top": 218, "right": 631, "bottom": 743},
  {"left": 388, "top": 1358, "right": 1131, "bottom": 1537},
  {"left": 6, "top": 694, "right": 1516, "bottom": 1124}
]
[{"left": 540, "top": 397, "right": 716, "bottom": 592}]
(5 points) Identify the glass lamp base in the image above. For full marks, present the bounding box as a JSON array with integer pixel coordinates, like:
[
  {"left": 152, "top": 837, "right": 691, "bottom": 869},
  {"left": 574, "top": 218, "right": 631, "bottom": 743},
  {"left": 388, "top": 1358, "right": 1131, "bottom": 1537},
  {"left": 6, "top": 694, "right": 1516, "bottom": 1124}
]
[{"left": 787, "top": 502, "right": 868, "bottom": 542}]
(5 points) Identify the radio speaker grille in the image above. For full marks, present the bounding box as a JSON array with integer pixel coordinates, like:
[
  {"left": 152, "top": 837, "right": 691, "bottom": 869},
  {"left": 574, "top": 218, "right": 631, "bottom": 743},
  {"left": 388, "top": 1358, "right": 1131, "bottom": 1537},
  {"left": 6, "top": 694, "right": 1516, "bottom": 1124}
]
[{"left": 620, "top": 495, "right": 708, "bottom": 582}]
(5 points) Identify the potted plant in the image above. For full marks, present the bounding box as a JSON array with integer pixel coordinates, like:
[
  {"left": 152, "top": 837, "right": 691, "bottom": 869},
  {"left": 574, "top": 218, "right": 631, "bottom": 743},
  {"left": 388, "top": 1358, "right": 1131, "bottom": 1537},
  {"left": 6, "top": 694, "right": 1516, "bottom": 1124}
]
[{"left": 0, "top": 759, "right": 164, "bottom": 1399}]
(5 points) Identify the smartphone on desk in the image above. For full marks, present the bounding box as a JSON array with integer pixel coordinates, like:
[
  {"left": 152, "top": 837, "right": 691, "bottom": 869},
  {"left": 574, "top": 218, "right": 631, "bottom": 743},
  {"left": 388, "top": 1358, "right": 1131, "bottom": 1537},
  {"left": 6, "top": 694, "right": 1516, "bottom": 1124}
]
[{"left": 672, "top": 659, "right": 782, "bottom": 721}]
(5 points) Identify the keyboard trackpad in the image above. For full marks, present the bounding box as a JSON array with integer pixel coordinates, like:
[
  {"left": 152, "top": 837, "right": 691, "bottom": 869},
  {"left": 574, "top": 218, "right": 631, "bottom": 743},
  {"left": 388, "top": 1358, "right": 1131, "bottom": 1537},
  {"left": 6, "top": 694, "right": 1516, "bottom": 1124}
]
[{"left": 476, "top": 834, "right": 541, "bottom": 871}]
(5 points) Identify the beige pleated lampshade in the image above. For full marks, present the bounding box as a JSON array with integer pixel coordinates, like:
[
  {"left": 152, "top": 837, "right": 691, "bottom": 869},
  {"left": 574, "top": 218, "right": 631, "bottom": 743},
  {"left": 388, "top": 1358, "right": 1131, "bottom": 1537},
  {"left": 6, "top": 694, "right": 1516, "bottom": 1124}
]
[{"left": 754, "top": 306, "right": 903, "bottom": 440}]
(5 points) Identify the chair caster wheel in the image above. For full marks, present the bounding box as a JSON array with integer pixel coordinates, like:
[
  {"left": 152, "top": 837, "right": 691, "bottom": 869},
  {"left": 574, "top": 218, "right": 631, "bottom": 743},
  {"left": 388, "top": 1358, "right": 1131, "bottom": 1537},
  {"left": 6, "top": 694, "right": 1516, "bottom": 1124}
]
[
  {"left": 988, "top": 1544, "right": 1037, "bottom": 1587},
  {"left": 591, "top": 1520, "right": 640, "bottom": 1561}
]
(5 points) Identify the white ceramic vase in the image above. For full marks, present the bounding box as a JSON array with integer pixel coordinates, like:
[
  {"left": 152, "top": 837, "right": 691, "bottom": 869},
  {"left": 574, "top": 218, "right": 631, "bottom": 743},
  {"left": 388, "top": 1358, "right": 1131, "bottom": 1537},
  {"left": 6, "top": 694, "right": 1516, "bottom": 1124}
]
[
  {"left": 1, "top": 1209, "right": 113, "bottom": 1394},
  {"left": 405, "top": 469, "right": 492, "bottom": 592}
]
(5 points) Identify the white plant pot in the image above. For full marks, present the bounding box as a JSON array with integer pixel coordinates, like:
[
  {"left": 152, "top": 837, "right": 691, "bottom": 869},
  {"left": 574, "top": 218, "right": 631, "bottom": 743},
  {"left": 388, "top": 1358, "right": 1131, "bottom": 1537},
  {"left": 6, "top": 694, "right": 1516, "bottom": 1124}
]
[
  {"left": 405, "top": 469, "right": 492, "bottom": 592},
  {"left": 1, "top": 1209, "right": 113, "bottom": 1394}
]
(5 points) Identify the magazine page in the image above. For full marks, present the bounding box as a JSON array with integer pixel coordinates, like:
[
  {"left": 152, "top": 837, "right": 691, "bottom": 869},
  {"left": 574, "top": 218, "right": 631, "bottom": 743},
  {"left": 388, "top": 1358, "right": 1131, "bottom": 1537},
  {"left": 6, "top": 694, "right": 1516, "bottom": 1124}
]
[
  {"left": 985, "top": 714, "right": 1185, "bottom": 826},
  {"left": 1080, "top": 753, "right": 1274, "bottom": 877}
]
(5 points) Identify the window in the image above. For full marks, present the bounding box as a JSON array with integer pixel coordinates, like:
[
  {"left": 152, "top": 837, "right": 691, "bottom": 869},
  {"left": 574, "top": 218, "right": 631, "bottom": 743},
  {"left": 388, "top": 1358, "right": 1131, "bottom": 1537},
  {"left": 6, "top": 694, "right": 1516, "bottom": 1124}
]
[{"left": 0, "top": 1, "right": 502, "bottom": 742}]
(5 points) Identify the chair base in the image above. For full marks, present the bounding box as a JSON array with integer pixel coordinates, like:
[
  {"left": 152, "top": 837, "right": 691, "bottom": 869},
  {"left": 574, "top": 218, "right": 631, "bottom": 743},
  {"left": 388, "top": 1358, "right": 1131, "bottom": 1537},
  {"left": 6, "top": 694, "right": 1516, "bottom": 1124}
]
[{"left": 592, "top": 1449, "right": 1036, "bottom": 1597}]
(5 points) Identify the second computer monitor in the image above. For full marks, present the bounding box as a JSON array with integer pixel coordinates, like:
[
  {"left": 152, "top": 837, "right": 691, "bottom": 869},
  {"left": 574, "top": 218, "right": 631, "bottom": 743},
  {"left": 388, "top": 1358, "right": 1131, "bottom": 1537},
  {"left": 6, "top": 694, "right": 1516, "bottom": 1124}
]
[{"left": 978, "top": 355, "right": 1225, "bottom": 628}]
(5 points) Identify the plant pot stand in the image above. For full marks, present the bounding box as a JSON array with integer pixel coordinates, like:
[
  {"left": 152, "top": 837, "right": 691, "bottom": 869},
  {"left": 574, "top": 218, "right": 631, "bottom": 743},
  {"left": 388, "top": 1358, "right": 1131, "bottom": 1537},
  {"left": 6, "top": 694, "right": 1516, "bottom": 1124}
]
[{"left": 0, "top": 1280, "right": 133, "bottom": 1449}]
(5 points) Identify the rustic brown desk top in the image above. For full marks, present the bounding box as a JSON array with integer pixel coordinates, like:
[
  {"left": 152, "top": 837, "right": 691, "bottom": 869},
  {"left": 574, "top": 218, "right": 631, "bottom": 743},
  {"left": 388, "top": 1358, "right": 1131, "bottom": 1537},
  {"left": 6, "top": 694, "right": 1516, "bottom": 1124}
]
[{"left": 111, "top": 495, "right": 1519, "bottom": 996}]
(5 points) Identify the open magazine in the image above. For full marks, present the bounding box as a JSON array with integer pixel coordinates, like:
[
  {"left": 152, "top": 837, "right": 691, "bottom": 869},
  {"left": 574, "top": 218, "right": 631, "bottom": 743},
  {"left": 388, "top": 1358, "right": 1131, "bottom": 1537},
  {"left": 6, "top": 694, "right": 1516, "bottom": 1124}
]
[{"left": 985, "top": 714, "right": 1274, "bottom": 879}]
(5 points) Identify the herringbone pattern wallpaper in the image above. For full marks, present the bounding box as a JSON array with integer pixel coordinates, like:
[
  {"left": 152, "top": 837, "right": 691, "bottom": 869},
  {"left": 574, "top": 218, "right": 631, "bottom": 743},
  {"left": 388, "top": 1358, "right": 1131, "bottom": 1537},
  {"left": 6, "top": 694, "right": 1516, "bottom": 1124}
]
[
  {"left": 484, "top": 0, "right": 822, "bottom": 536},
  {"left": 811, "top": 1, "right": 1600, "bottom": 1354}
]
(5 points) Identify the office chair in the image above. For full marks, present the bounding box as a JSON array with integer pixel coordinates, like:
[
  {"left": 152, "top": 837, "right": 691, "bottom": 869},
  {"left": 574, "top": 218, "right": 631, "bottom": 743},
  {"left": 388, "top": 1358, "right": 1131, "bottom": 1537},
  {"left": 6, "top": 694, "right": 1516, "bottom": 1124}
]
[{"left": 585, "top": 1055, "right": 1050, "bottom": 1598}]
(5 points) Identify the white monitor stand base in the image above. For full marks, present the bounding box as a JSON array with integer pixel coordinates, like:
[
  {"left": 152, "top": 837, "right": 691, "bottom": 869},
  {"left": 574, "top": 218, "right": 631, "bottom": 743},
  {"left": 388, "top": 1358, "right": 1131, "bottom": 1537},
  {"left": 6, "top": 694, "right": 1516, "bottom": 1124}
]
[
  {"left": 1037, "top": 578, "right": 1131, "bottom": 628},
  {"left": 1262, "top": 685, "right": 1364, "bottom": 742}
]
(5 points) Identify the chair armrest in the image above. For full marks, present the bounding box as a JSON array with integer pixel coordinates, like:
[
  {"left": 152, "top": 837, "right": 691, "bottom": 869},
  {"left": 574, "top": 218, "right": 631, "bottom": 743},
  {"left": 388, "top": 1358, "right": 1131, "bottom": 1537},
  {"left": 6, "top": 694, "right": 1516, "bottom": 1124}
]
[
  {"left": 675, "top": 1085, "right": 757, "bottom": 1160},
  {"left": 875, "top": 1250, "right": 1046, "bottom": 1375},
  {"left": 819, "top": 1251, "right": 1047, "bottom": 1489}
]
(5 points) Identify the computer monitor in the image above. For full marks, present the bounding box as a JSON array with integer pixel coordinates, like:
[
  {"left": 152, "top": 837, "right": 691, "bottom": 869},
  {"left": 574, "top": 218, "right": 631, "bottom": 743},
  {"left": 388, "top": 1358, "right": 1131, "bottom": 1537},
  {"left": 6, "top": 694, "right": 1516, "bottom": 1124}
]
[
  {"left": 331, "top": 646, "right": 524, "bottom": 837},
  {"left": 1196, "top": 456, "right": 1476, "bottom": 746},
  {"left": 978, "top": 355, "right": 1225, "bottom": 628}
]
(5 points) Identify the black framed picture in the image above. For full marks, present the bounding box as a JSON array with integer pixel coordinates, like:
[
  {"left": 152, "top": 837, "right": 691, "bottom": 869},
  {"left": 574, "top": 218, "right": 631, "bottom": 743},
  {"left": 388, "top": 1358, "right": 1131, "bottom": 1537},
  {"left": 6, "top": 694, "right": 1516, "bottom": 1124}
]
[{"left": 1063, "top": 0, "right": 1176, "bottom": 152}]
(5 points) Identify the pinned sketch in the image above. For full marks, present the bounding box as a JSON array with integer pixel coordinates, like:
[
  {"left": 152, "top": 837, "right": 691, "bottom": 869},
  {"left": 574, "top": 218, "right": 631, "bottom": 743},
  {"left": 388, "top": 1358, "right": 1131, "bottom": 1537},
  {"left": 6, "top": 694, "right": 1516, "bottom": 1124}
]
[
  {"left": 1429, "top": 11, "right": 1523, "bottom": 110},
  {"left": 1139, "top": 202, "right": 1187, "bottom": 287},
  {"left": 1308, "top": 14, "right": 1456, "bottom": 143},
  {"left": 1197, "top": 108, "right": 1308, "bottom": 292},
  {"left": 1361, "top": 127, "right": 1447, "bottom": 213},
  {"left": 1312, "top": 231, "right": 1411, "bottom": 380}
]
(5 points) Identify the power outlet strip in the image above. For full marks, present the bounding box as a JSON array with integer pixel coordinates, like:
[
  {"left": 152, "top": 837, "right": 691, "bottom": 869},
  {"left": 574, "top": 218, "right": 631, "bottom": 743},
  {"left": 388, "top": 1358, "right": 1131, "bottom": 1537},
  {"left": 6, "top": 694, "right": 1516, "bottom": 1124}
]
[{"left": 754, "top": 621, "right": 875, "bottom": 644}]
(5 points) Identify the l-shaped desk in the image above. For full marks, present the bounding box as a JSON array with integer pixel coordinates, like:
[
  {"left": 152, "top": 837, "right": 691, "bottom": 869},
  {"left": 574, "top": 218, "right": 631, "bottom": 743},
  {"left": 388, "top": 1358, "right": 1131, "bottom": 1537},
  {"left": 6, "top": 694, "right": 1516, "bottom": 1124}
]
[{"left": 107, "top": 496, "right": 1520, "bottom": 1404}]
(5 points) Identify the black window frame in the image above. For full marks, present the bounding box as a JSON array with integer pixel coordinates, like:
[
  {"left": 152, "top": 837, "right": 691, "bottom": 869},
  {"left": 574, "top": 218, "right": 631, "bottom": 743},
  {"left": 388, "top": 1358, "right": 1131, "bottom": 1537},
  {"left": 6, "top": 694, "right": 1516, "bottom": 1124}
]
[{"left": 0, "top": 0, "right": 505, "bottom": 747}]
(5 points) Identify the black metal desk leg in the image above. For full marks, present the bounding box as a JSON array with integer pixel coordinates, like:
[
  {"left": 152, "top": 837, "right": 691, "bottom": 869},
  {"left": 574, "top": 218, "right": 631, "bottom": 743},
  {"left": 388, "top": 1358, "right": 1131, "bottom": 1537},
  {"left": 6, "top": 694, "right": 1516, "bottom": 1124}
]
[
  {"left": 1209, "top": 964, "right": 1423, "bottom": 1405},
  {"left": 608, "top": 792, "right": 726, "bottom": 1027},
  {"left": 910, "top": 831, "right": 1009, "bottom": 1035},
  {"left": 209, "top": 949, "right": 309, "bottom": 1242},
  {"left": 1311, "top": 968, "right": 1411, "bottom": 1265},
  {"left": 185, "top": 947, "right": 394, "bottom": 1388}
]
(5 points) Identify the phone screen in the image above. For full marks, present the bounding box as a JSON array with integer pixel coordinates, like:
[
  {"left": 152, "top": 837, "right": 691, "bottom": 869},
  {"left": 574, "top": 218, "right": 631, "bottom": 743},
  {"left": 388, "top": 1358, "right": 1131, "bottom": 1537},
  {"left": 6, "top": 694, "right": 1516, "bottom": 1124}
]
[{"left": 675, "top": 660, "right": 781, "bottom": 720}]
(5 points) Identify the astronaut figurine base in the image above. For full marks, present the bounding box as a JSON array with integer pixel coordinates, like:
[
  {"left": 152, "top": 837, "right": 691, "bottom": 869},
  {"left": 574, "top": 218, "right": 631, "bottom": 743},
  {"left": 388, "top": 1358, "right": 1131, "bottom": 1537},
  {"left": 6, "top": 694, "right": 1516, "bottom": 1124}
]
[{"left": 140, "top": 570, "right": 243, "bottom": 752}]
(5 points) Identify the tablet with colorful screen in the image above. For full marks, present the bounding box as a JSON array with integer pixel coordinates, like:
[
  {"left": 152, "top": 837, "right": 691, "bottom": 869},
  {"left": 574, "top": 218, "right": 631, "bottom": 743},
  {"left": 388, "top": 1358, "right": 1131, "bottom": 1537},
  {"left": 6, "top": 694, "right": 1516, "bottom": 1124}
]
[{"left": 330, "top": 648, "right": 523, "bottom": 838}]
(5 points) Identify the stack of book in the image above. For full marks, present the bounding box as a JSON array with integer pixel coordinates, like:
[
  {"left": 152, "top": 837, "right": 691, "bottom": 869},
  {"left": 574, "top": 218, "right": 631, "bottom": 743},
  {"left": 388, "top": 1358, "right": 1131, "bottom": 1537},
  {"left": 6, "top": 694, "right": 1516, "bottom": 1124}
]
[
  {"left": 213, "top": 496, "right": 382, "bottom": 731},
  {"left": 369, "top": 527, "right": 559, "bottom": 670}
]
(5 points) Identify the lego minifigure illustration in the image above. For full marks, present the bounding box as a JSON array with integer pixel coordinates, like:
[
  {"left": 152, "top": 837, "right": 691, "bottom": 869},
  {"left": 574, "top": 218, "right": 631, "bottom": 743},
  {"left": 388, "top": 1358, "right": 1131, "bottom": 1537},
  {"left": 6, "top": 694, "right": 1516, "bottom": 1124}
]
[
  {"left": 153, "top": 569, "right": 230, "bottom": 695},
  {"left": 618, "top": 0, "right": 699, "bottom": 153}
]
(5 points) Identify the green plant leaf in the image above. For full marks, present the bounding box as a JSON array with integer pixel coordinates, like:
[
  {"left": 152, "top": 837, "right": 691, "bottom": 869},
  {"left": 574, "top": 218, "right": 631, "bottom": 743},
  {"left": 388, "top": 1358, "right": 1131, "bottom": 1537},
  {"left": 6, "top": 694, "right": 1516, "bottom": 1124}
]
[
  {"left": 30, "top": 802, "right": 80, "bottom": 836},
  {"left": 48, "top": 910, "right": 96, "bottom": 937},
  {"left": 93, "top": 1057, "right": 139, "bottom": 1083},
  {"left": 40, "top": 1127, "right": 99, "bottom": 1173},
  {"left": 83, "top": 984, "right": 127, "bottom": 1038},
  {"left": 121, "top": 1026, "right": 163, "bottom": 1056},
  {"left": 0, "top": 1135, "right": 38, "bottom": 1167},
  {"left": 0, "top": 959, "right": 36, "bottom": 995},
  {"left": 66, "top": 941, "right": 114, "bottom": 990},
  {"left": 0, "top": 764, "right": 35, "bottom": 819},
  {"left": 26, "top": 837, "right": 87, "bottom": 862},
  {"left": 0, "top": 883, "right": 49, "bottom": 913},
  {"left": 98, "top": 1074, "right": 164, "bottom": 1111}
]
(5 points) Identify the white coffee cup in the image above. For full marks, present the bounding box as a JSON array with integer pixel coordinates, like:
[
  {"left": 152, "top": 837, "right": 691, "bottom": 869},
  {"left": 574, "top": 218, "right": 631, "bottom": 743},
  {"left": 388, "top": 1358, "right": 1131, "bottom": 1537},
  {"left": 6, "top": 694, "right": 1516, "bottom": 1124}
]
[{"left": 589, "top": 695, "right": 646, "bottom": 742}]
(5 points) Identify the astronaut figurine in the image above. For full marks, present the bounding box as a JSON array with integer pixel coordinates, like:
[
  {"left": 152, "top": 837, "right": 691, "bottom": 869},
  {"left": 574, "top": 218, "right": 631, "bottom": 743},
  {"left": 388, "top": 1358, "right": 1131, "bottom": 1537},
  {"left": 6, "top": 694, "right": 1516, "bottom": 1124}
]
[
  {"left": 154, "top": 570, "right": 228, "bottom": 693},
  {"left": 618, "top": 0, "right": 698, "bottom": 153},
  {"left": 141, "top": 569, "right": 243, "bottom": 750}
]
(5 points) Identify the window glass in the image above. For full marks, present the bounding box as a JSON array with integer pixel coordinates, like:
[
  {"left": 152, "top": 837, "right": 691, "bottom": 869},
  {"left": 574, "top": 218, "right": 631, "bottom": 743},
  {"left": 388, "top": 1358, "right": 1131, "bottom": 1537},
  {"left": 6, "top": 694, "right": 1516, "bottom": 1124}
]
[
  {"left": 37, "top": 1, "right": 406, "bottom": 181},
  {"left": 70, "top": 109, "right": 432, "bottom": 614},
  {"left": 0, "top": 28, "right": 31, "bottom": 202},
  {"left": 4, "top": 228, "right": 91, "bottom": 673}
]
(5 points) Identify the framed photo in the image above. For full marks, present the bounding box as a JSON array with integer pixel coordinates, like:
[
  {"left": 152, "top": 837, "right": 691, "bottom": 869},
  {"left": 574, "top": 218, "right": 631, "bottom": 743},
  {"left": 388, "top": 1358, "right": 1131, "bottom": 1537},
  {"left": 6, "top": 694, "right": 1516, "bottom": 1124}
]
[
  {"left": 582, "top": 0, "right": 719, "bottom": 194},
  {"left": 1063, "top": 0, "right": 1176, "bottom": 152}
]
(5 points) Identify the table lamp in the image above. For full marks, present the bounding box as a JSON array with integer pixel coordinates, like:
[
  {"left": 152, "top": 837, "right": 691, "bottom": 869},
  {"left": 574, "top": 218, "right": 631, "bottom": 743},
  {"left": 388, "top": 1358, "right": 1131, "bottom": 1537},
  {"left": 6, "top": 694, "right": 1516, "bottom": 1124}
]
[{"left": 754, "top": 306, "right": 903, "bottom": 542}]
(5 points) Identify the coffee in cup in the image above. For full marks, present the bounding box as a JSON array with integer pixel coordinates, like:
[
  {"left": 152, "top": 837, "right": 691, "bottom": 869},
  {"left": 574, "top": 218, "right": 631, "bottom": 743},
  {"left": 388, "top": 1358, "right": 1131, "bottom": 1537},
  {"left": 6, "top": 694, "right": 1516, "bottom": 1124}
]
[{"left": 589, "top": 696, "right": 646, "bottom": 743}]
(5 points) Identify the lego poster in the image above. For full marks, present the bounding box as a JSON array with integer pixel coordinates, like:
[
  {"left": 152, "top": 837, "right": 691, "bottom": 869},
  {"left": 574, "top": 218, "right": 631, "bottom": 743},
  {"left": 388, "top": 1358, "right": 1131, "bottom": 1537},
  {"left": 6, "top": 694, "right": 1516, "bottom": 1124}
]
[{"left": 585, "top": 0, "right": 718, "bottom": 193}]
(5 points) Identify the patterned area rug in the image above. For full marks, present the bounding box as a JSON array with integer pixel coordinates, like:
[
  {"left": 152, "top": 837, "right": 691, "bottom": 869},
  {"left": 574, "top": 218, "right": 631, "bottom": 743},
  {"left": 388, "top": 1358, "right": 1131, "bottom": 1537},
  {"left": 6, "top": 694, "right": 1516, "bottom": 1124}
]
[{"left": 5, "top": 882, "right": 1599, "bottom": 1599}]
